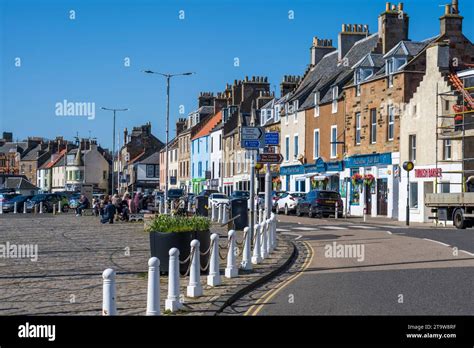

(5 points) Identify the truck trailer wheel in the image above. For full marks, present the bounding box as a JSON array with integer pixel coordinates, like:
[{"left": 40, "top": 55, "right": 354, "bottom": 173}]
[{"left": 453, "top": 209, "right": 466, "bottom": 229}]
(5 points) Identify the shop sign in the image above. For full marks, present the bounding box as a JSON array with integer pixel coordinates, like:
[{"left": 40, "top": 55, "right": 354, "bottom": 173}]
[
  {"left": 345, "top": 153, "right": 392, "bottom": 168},
  {"left": 415, "top": 168, "right": 442, "bottom": 178}
]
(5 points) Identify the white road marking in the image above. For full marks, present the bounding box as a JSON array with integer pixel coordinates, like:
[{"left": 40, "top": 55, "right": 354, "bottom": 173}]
[
  {"left": 320, "top": 226, "right": 347, "bottom": 230},
  {"left": 350, "top": 225, "right": 376, "bottom": 229},
  {"left": 423, "top": 238, "right": 450, "bottom": 247},
  {"left": 276, "top": 228, "right": 291, "bottom": 232},
  {"left": 460, "top": 250, "right": 474, "bottom": 257},
  {"left": 385, "top": 231, "right": 392, "bottom": 235},
  {"left": 281, "top": 232, "right": 303, "bottom": 240},
  {"left": 293, "top": 227, "right": 317, "bottom": 231}
]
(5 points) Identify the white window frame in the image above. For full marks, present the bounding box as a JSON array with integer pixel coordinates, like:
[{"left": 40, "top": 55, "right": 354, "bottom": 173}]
[
  {"left": 314, "top": 92, "right": 320, "bottom": 117},
  {"left": 330, "top": 125, "right": 337, "bottom": 159},
  {"left": 313, "top": 129, "right": 320, "bottom": 159},
  {"left": 409, "top": 134, "right": 416, "bottom": 162},
  {"left": 370, "top": 108, "right": 377, "bottom": 144},
  {"left": 293, "top": 101, "right": 299, "bottom": 123},
  {"left": 274, "top": 105, "right": 281, "bottom": 122},
  {"left": 355, "top": 112, "right": 361, "bottom": 145},
  {"left": 388, "top": 105, "right": 395, "bottom": 141},
  {"left": 293, "top": 133, "right": 299, "bottom": 159},
  {"left": 285, "top": 135, "right": 290, "bottom": 162},
  {"left": 444, "top": 139, "right": 452, "bottom": 160},
  {"left": 332, "top": 86, "right": 338, "bottom": 113}
]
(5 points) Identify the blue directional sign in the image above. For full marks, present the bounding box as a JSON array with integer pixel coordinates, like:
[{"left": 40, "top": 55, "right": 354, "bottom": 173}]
[
  {"left": 265, "top": 132, "right": 279, "bottom": 145},
  {"left": 243, "top": 140, "right": 263, "bottom": 149}
]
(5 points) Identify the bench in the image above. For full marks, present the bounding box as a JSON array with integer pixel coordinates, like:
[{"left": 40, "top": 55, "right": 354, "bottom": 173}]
[{"left": 129, "top": 213, "right": 144, "bottom": 222}]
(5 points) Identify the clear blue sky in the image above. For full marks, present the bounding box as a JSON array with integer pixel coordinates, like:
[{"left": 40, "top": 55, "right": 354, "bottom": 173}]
[{"left": 1, "top": 0, "right": 473, "bottom": 149}]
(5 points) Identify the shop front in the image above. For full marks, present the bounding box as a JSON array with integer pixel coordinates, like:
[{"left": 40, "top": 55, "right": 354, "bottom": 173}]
[
  {"left": 279, "top": 158, "right": 343, "bottom": 193},
  {"left": 191, "top": 178, "right": 206, "bottom": 194},
  {"left": 342, "top": 152, "right": 399, "bottom": 218}
]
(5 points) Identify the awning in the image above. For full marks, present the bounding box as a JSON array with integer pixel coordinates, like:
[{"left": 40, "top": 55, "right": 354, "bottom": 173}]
[{"left": 306, "top": 173, "right": 339, "bottom": 180}]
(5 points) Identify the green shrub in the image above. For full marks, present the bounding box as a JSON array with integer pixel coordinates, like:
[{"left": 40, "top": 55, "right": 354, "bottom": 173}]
[{"left": 145, "top": 214, "right": 210, "bottom": 233}]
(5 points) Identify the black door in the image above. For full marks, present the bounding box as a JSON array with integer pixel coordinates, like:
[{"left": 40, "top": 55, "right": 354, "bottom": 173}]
[
  {"left": 377, "top": 179, "right": 388, "bottom": 216},
  {"left": 365, "top": 184, "right": 372, "bottom": 215}
]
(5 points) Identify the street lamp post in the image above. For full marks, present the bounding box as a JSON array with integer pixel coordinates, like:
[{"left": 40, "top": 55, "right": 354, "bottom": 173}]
[
  {"left": 143, "top": 70, "right": 195, "bottom": 214},
  {"left": 101, "top": 107, "right": 128, "bottom": 195},
  {"left": 403, "top": 161, "right": 414, "bottom": 226}
]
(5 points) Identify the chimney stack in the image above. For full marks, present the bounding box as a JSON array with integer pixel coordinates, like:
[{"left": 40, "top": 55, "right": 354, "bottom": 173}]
[
  {"left": 378, "top": 2, "right": 409, "bottom": 54},
  {"left": 310, "top": 36, "right": 336, "bottom": 67},
  {"left": 280, "top": 75, "right": 301, "bottom": 98},
  {"left": 338, "top": 24, "right": 370, "bottom": 61},
  {"left": 440, "top": 0, "right": 463, "bottom": 36},
  {"left": 124, "top": 128, "right": 128, "bottom": 145}
]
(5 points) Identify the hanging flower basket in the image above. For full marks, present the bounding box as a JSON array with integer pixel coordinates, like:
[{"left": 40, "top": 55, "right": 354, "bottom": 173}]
[
  {"left": 351, "top": 173, "right": 363, "bottom": 187},
  {"left": 311, "top": 176, "right": 329, "bottom": 189},
  {"left": 363, "top": 174, "right": 375, "bottom": 187}
]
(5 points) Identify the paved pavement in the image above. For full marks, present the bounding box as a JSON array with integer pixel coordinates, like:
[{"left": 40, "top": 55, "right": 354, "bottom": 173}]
[{"left": 222, "top": 215, "right": 474, "bottom": 316}]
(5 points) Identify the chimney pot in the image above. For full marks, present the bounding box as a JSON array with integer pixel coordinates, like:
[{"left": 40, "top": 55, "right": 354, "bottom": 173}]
[
  {"left": 445, "top": 4, "right": 450, "bottom": 15},
  {"left": 391, "top": 4, "right": 396, "bottom": 10},
  {"left": 386, "top": 2, "right": 391, "bottom": 11},
  {"left": 452, "top": 0, "right": 458, "bottom": 14},
  {"left": 398, "top": 3, "right": 403, "bottom": 11}
]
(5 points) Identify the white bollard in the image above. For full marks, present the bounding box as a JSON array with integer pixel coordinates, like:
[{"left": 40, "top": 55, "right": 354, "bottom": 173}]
[
  {"left": 102, "top": 268, "right": 117, "bottom": 315},
  {"left": 165, "top": 248, "right": 182, "bottom": 312},
  {"left": 218, "top": 204, "right": 223, "bottom": 223},
  {"left": 211, "top": 203, "right": 216, "bottom": 222},
  {"left": 260, "top": 220, "right": 268, "bottom": 259},
  {"left": 34, "top": 204, "right": 37, "bottom": 214},
  {"left": 14, "top": 202, "right": 17, "bottom": 214},
  {"left": 265, "top": 219, "right": 272, "bottom": 255},
  {"left": 335, "top": 201, "right": 338, "bottom": 220},
  {"left": 259, "top": 207, "right": 264, "bottom": 224},
  {"left": 39, "top": 201, "right": 43, "bottom": 214},
  {"left": 187, "top": 240, "right": 203, "bottom": 297},
  {"left": 222, "top": 205, "right": 229, "bottom": 224},
  {"left": 146, "top": 257, "right": 160, "bottom": 316},
  {"left": 252, "top": 224, "right": 262, "bottom": 264},
  {"left": 271, "top": 213, "right": 277, "bottom": 250},
  {"left": 207, "top": 233, "right": 221, "bottom": 286},
  {"left": 58, "top": 201, "right": 62, "bottom": 214},
  {"left": 225, "top": 230, "right": 238, "bottom": 278},
  {"left": 23, "top": 202, "right": 27, "bottom": 214},
  {"left": 0, "top": 201, "right": 3, "bottom": 214},
  {"left": 187, "top": 200, "right": 192, "bottom": 213},
  {"left": 53, "top": 204, "right": 56, "bottom": 215},
  {"left": 240, "top": 226, "right": 252, "bottom": 270}
]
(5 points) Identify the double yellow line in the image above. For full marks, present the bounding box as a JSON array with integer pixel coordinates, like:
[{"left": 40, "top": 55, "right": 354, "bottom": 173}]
[{"left": 244, "top": 241, "right": 314, "bottom": 316}]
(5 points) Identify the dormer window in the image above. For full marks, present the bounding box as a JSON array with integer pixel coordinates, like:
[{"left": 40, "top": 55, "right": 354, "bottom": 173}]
[
  {"left": 354, "top": 68, "right": 373, "bottom": 96},
  {"left": 274, "top": 105, "right": 281, "bottom": 122},
  {"left": 386, "top": 57, "right": 407, "bottom": 88},
  {"left": 332, "top": 86, "right": 338, "bottom": 113},
  {"left": 314, "top": 92, "right": 320, "bottom": 117}
]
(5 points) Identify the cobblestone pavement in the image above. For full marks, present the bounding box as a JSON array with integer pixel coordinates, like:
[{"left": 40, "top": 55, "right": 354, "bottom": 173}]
[{"left": 0, "top": 214, "right": 291, "bottom": 315}]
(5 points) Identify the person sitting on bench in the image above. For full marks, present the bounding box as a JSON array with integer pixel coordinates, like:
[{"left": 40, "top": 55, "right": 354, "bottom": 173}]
[
  {"left": 100, "top": 199, "right": 116, "bottom": 224},
  {"left": 76, "top": 195, "right": 90, "bottom": 216}
]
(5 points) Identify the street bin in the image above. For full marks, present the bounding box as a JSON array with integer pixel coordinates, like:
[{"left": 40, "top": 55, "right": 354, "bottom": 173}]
[
  {"left": 230, "top": 198, "right": 249, "bottom": 230},
  {"left": 195, "top": 195, "right": 209, "bottom": 217}
]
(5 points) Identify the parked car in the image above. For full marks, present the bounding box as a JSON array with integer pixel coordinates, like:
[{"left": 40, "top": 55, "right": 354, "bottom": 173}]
[
  {"left": 276, "top": 192, "right": 306, "bottom": 215},
  {"left": 272, "top": 191, "right": 288, "bottom": 211},
  {"left": 1, "top": 194, "right": 32, "bottom": 212},
  {"left": 0, "top": 192, "right": 20, "bottom": 206},
  {"left": 198, "top": 189, "right": 219, "bottom": 197},
  {"left": 167, "top": 188, "right": 184, "bottom": 200},
  {"left": 296, "top": 190, "right": 343, "bottom": 218},
  {"left": 209, "top": 193, "right": 229, "bottom": 207},
  {"left": 25, "top": 193, "right": 70, "bottom": 213}
]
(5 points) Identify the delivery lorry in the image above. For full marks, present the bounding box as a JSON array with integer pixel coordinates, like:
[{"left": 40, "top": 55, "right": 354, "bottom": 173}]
[{"left": 425, "top": 192, "right": 474, "bottom": 229}]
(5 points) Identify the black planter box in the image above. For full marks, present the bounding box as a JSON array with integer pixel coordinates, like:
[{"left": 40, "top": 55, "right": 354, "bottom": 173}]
[{"left": 149, "top": 229, "right": 211, "bottom": 275}]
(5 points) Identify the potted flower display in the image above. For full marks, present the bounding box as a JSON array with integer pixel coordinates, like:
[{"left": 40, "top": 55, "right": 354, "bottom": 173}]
[
  {"left": 351, "top": 173, "right": 364, "bottom": 187},
  {"left": 364, "top": 174, "right": 375, "bottom": 187},
  {"left": 145, "top": 215, "right": 211, "bottom": 275}
]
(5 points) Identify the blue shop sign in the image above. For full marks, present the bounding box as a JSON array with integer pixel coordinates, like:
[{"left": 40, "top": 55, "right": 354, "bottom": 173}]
[
  {"left": 279, "top": 158, "right": 343, "bottom": 176},
  {"left": 345, "top": 153, "right": 392, "bottom": 168},
  {"left": 279, "top": 165, "right": 305, "bottom": 176}
]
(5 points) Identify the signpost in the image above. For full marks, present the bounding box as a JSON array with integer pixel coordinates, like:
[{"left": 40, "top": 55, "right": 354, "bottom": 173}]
[
  {"left": 257, "top": 153, "right": 283, "bottom": 164},
  {"left": 241, "top": 127, "right": 265, "bottom": 149},
  {"left": 264, "top": 132, "right": 279, "bottom": 146}
]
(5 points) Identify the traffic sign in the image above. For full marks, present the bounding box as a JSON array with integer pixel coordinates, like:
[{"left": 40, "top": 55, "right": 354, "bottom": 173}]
[
  {"left": 243, "top": 140, "right": 264, "bottom": 149},
  {"left": 265, "top": 132, "right": 279, "bottom": 145},
  {"left": 241, "top": 126, "right": 264, "bottom": 141},
  {"left": 257, "top": 153, "right": 284, "bottom": 164}
]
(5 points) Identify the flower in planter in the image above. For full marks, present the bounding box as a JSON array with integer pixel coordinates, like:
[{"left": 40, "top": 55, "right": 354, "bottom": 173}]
[
  {"left": 145, "top": 214, "right": 210, "bottom": 233},
  {"left": 351, "top": 173, "right": 363, "bottom": 187},
  {"left": 363, "top": 174, "right": 375, "bottom": 187}
]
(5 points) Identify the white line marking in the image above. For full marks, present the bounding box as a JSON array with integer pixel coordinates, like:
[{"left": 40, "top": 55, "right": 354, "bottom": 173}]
[
  {"left": 320, "top": 226, "right": 347, "bottom": 230},
  {"left": 460, "top": 250, "right": 474, "bottom": 256},
  {"left": 293, "top": 227, "right": 317, "bottom": 231},
  {"left": 350, "top": 225, "right": 376, "bottom": 229},
  {"left": 281, "top": 232, "right": 303, "bottom": 240},
  {"left": 423, "top": 238, "right": 450, "bottom": 247},
  {"left": 276, "top": 228, "right": 291, "bottom": 232},
  {"left": 385, "top": 230, "right": 392, "bottom": 235}
]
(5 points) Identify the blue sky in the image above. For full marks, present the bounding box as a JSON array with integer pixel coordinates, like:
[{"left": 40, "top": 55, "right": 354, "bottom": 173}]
[{"left": 1, "top": 0, "right": 473, "bottom": 149}]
